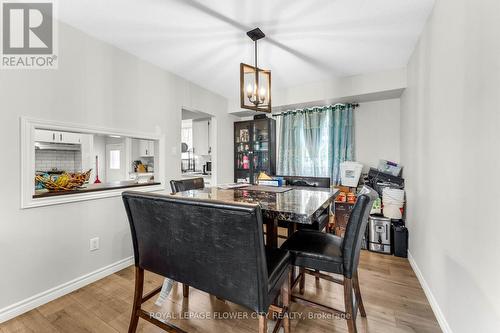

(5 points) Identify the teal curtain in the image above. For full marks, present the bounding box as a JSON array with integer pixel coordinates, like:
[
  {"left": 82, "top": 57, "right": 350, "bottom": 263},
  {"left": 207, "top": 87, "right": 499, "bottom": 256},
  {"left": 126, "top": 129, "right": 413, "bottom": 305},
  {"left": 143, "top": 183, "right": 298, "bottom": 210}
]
[{"left": 277, "top": 104, "right": 354, "bottom": 185}]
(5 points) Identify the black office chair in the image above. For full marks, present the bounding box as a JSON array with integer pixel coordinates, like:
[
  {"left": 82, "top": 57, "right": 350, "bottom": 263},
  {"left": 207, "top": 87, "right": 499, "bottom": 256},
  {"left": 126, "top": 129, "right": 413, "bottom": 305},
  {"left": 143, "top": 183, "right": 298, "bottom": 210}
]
[
  {"left": 122, "top": 192, "right": 291, "bottom": 333},
  {"left": 282, "top": 187, "right": 378, "bottom": 333},
  {"left": 170, "top": 177, "right": 204, "bottom": 193}
]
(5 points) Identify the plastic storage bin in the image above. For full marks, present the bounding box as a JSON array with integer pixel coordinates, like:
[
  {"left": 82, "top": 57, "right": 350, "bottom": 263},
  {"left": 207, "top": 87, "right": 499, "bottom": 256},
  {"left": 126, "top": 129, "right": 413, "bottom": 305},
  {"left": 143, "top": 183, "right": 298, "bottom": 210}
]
[
  {"left": 382, "top": 188, "right": 405, "bottom": 219},
  {"left": 340, "top": 161, "right": 363, "bottom": 187}
]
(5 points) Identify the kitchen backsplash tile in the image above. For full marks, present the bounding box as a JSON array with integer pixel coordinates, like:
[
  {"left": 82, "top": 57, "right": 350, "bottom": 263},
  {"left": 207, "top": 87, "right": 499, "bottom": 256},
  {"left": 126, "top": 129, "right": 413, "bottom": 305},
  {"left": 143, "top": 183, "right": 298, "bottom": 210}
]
[{"left": 35, "top": 150, "right": 82, "bottom": 173}]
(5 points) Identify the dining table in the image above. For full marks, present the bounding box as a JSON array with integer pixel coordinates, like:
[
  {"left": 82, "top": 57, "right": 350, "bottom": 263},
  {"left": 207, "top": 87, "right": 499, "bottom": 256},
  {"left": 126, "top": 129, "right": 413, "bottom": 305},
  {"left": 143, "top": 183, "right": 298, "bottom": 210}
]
[
  {"left": 165, "top": 185, "right": 339, "bottom": 247},
  {"left": 152, "top": 184, "right": 339, "bottom": 305}
]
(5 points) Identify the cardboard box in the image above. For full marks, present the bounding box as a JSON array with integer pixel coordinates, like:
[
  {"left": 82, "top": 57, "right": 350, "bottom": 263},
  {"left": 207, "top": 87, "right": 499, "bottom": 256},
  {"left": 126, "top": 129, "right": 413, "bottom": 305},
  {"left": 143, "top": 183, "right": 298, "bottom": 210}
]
[
  {"left": 335, "top": 185, "right": 351, "bottom": 193},
  {"left": 333, "top": 202, "right": 356, "bottom": 236}
]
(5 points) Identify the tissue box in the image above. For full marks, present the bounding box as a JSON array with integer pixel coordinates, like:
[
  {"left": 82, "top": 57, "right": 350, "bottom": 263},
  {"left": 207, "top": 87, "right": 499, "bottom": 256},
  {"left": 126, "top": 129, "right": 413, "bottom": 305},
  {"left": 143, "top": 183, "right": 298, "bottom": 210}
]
[{"left": 257, "top": 177, "right": 283, "bottom": 187}]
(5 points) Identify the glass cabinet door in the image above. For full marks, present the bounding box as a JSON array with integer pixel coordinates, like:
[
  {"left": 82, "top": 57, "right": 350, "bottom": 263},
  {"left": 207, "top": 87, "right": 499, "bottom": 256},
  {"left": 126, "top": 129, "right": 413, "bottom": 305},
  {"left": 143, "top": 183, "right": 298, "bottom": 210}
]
[
  {"left": 234, "top": 118, "right": 275, "bottom": 184},
  {"left": 234, "top": 122, "right": 253, "bottom": 183},
  {"left": 253, "top": 119, "right": 270, "bottom": 175}
]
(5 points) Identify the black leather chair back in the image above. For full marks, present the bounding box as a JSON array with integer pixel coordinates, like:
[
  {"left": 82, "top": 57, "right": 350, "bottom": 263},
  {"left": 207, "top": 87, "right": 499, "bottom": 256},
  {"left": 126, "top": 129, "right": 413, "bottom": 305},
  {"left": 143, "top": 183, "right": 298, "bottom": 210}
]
[
  {"left": 170, "top": 177, "right": 204, "bottom": 193},
  {"left": 342, "top": 187, "right": 378, "bottom": 278},
  {"left": 277, "top": 176, "right": 331, "bottom": 232},
  {"left": 277, "top": 175, "right": 330, "bottom": 188},
  {"left": 122, "top": 192, "right": 270, "bottom": 313}
]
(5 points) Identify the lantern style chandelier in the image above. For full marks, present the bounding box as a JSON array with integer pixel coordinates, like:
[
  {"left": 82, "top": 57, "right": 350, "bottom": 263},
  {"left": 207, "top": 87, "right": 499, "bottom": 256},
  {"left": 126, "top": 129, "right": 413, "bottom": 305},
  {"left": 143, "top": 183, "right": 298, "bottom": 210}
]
[{"left": 240, "top": 28, "right": 271, "bottom": 113}]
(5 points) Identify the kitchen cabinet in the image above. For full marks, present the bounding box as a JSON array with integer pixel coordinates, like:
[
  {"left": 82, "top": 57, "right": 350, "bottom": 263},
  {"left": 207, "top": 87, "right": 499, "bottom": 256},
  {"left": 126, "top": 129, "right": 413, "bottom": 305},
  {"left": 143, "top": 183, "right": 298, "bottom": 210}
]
[
  {"left": 35, "top": 129, "right": 81, "bottom": 144},
  {"left": 60, "top": 132, "right": 81, "bottom": 144},
  {"left": 35, "top": 129, "right": 57, "bottom": 142},
  {"left": 192, "top": 119, "right": 211, "bottom": 156},
  {"left": 139, "top": 140, "right": 155, "bottom": 157}
]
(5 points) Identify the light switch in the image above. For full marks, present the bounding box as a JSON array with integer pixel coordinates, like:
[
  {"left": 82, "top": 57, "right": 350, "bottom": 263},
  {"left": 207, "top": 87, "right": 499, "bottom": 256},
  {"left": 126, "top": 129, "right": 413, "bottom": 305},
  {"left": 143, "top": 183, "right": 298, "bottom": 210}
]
[{"left": 90, "top": 237, "right": 99, "bottom": 251}]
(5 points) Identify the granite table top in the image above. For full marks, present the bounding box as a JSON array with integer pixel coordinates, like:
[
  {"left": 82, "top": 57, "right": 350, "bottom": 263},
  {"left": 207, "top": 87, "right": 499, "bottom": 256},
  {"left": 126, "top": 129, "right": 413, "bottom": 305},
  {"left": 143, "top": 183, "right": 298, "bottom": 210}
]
[{"left": 157, "top": 186, "right": 339, "bottom": 224}]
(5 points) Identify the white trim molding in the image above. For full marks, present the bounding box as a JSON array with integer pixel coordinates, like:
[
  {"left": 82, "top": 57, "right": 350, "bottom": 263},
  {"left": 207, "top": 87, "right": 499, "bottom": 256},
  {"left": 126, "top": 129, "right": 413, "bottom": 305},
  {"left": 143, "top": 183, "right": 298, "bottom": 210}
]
[
  {"left": 0, "top": 257, "right": 134, "bottom": 324},
  {"left": 408, "top": 252, "right": 453, "bottom": 333}
]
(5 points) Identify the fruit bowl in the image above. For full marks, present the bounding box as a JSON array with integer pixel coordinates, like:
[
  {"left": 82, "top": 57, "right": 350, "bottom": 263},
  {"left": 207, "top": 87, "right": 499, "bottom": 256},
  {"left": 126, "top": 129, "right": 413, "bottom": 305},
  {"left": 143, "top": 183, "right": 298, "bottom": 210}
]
[{"left": 35, "top": 170, "right": 92, "bottom": 192}]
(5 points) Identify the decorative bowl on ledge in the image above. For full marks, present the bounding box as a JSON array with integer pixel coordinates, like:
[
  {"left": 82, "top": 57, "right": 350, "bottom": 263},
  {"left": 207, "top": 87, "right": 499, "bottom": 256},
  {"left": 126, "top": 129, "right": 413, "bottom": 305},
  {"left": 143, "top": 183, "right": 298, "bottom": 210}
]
[{"left": 35, "top": 169, "right": 92, "bottom": 192}]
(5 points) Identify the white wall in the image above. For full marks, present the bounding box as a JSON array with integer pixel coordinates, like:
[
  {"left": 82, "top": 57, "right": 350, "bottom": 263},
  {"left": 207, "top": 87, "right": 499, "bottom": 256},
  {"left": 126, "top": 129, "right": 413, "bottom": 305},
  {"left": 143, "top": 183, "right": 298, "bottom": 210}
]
[
  {"left": 355, "top": 99, "right": 400, "bottom": 171},
  {"left": 229, "top": 68, "right": 407, "bottom": 116},
  {"left": 400, "top": 0, "right": 500, "bottom": 332},
  {"left": 0, "top": 21, "right": 235, "bottom": 318},
  {"left": 271, "top": 69, "right": 406, "bottom": 109}
]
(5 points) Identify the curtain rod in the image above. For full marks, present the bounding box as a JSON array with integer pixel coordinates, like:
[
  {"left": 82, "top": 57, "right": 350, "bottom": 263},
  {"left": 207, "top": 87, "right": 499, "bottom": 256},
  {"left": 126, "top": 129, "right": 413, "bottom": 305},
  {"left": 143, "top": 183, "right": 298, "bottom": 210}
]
[{"left": 272, "top": 103, "right": 359, "bottom": 117}]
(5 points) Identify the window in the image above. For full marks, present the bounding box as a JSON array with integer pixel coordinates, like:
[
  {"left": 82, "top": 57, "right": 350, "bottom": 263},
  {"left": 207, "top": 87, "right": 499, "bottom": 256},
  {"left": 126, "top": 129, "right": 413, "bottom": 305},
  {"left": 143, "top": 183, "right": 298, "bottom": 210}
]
[
  {"left": 181, "top": 127, "right": 193, "bottom": 150},
  {"left": 21, "top": 117, "right": 165, "bottom": 208},
  {"left": 276, "top": 105, "right": 354, "bottom": 184},
  {"left": 109, "top": 150, "right": 120, "bottom": 169}
]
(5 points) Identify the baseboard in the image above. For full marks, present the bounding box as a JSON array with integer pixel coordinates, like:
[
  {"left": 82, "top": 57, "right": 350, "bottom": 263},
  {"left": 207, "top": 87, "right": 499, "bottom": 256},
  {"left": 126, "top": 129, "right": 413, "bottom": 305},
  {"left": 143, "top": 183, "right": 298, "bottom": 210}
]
[
  {"left": 0, "top": 256, "right": 134, "bottom": 323},
  {"left": 407, "top": 251, "right": 453, "bottom": 333}
]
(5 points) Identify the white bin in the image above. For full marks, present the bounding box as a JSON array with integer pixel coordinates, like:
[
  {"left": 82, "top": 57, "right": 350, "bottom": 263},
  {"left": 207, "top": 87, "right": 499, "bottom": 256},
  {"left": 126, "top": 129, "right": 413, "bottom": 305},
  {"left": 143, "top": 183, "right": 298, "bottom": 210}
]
[
  {"left": 382, "top": 188, "right": 405, "bottom": 219},
  {"left": 383, "top": 203, "right": 403, "bottom": 219},
  {"left": 340, "top": 161, "right": 363, "bottom": 187},
  {"left": 382, "top": 188, "right": 405, "bottom": 202}
]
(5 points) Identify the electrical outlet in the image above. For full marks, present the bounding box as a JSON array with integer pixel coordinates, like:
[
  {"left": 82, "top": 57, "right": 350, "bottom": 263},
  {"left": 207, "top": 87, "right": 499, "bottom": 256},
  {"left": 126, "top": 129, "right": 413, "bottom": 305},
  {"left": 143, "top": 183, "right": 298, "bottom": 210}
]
[{"left": 90, "top": 237, "right": 99, "bottom": 251}]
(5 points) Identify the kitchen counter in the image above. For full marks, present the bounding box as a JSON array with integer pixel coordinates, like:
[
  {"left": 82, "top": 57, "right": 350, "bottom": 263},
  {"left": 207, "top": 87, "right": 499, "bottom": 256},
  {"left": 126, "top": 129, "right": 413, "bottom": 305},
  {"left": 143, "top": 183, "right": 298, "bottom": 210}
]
[{"left": 33, "top": 181, "right": 161, "bottom": 198}]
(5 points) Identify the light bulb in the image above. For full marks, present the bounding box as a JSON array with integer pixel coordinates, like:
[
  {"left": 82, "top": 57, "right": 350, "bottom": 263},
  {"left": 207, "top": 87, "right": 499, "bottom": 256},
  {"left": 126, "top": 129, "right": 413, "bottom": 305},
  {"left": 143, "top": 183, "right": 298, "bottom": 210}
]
[
  {"left": 246, "top": 83, "right": 253, "bottom": 98},
  {"left": 259, "top": 87, "right": 266, "bottom": 102}
]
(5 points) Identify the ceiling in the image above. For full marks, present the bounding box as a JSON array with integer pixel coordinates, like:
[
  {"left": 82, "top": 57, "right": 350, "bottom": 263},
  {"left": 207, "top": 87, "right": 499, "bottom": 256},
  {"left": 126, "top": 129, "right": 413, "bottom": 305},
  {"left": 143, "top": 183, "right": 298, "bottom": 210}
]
[{"left": 59, "top": 0, "right": 435, "bottom": 100}]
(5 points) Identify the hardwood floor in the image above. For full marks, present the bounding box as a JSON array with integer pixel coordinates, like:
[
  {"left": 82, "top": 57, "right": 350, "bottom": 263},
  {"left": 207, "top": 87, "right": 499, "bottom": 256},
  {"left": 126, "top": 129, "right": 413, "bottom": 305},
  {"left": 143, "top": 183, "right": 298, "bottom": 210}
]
[{"left": 0, "top": 251, "right": 441, "bottom": 333}]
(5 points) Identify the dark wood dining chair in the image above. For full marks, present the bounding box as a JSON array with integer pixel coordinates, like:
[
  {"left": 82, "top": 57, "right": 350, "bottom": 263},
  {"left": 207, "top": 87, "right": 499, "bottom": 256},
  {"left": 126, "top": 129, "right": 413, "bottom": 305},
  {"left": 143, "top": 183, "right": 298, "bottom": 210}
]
[
  {"left": 281, "top": 187, "right": 378, "bottom": 333},
  {"left": 170, "top": 177, "right": 204, "bottom": 194},
  {"left": 276, "top": 176, "right": 332, "bottom": 237},
  {"left": 169, "top": 177, "right": 205, "bottom": 297},
  {"left": 280, "top": 175, "right": 331, "bottom": 189},
  {"left": 122, "top": 192, "right": 291, "bottom": 333},
  {"left": 273, "top": 176, "right": 332, "bottom": 285}
]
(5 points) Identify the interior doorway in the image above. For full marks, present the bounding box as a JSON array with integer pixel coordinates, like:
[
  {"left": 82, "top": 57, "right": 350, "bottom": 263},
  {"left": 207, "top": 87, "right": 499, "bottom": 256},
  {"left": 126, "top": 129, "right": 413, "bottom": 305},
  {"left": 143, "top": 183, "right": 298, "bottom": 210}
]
[
  {"left": 181, "top": 108, "right": 214, "bottom": 186},
  {"left": 105, "top": 143, "right": 126, "bottom": 182}
]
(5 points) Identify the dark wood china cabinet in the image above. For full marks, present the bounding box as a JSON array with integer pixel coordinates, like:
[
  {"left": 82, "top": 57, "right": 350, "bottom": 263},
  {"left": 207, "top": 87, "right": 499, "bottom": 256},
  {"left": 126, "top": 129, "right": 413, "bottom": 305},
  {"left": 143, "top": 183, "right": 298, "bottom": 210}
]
[{"left": 234, "top": 117, "right": 276, "bottom": 184}]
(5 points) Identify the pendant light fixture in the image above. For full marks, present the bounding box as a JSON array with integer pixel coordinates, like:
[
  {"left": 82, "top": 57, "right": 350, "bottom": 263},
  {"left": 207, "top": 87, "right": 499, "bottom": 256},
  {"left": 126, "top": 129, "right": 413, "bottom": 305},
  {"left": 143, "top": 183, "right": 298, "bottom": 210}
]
[{"left": 240, "top": 28, "right": 271, "bottom": 113}]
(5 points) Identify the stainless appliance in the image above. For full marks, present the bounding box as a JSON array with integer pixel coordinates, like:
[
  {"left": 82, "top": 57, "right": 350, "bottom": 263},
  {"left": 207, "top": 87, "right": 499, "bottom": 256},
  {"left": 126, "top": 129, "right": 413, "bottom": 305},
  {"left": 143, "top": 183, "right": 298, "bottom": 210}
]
[
  {"left": 361, "top": 225, "right": 368, "bottom": 250},
  {"left": 203, "top": 161, "right": 212, "bottom": 175},
  {"left": 368, "top": 216, "right": 391, "bottom": 254}
]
